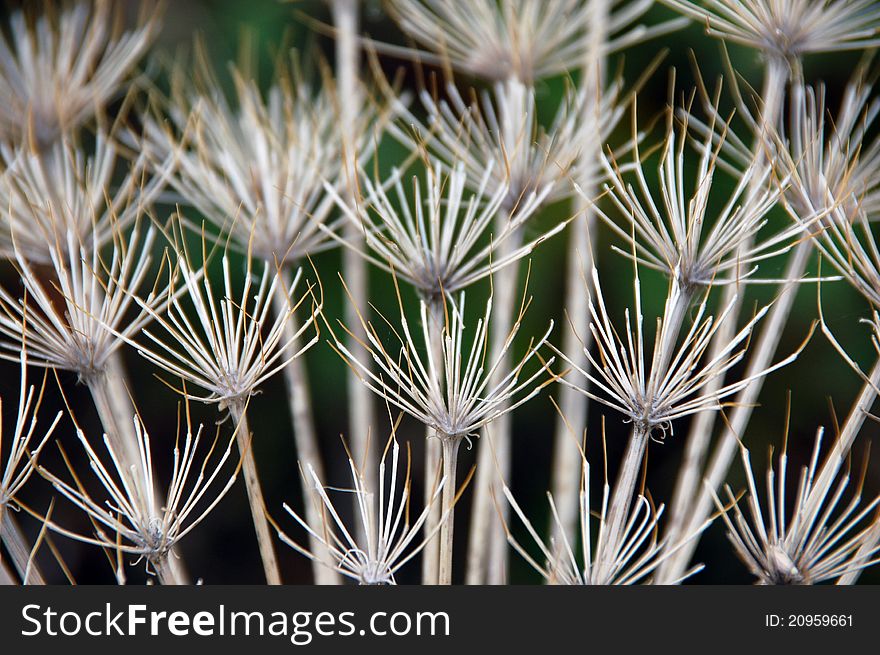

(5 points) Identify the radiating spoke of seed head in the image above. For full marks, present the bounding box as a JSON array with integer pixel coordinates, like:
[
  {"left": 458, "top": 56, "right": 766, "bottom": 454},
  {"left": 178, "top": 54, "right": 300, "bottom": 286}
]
[
  {"left": 0, "top": 222, "right": 166, "bottom": 378},
  {"left": 591, "top": 90, "right": 800, "bottom": 288},
  {"left": 712, "top": 427, "right": 880, "bottom": 584},
  {"left": 0, "top": 127, "right": 172, "bottom": 265},
  {"left": 552, "top": 265, "right": 809, "bottom": 436},
  {"left": 329, "top": 276, "right": 555, "bottom": 441},
  {"left": 661, "top": 0, "right": 880, "bottom": 61},
  {"left": 279, "top": 436, "right": 447, "bottom": 585},
  {"left": 0, "top": 349, "right": 63, "bottom": 510},
  {"left": 139, "top": 44, "right": 382, "bottom": 265},
  {"left": 503, "top": 447, "right": 708, "bottom": 584},
  {"left": 386, "top": 0, "right": 686, "bottom": 83},
  {"left": 324, "top": 157, "right": 566, "bottom": 300},
  {"left": 133, "top": 232, "right": 321, "bottom": 407},
  {"left": 0, "top": 0, "right": 160, "bottom": 144},
  {"left": 36, "top": 402, "right": 239, "bottom": 570}
]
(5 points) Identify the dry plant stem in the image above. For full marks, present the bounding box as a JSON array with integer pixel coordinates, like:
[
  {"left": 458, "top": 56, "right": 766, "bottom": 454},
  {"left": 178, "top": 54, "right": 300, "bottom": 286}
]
[
  {"left": 422, "top": 299, "right": 445, "bottom": 585},
  {"left": 86, "top": 353, "right": 152, "bottom": 518},
  {"left": 658, "top": 56, "right": 792, "bottom": 583},
  {"left": 271, "top": 274, "right": 340, "bottom": 585},
  {"left": 332, "top": 0, "right": 376, "bottom": 543},
  {"left": 484, "top": 410, "right": 511, "bottom": 584},
  {"left": 149, "top": 548, "right": 186, "bottom": 586},
  {"left": 153, "top": 557, "right": 183, "bottom": 586},
  {"left": 466, "top": 224, "right": 523, "bottom": 585},
  {"left": 0, "top": 510, "right": 44, "bottom": 584},
  {"left": 757, "top": 56, "right": 791, "bottom": 142},
  {"left": 657, "top": 282, "right": 696, "bottom": 380},
  {"left": 840, "top": 521, "right": 880, "bottom": 584},
  {"left": 438, "top": 435, "right": 461, "bottom": 586},
  {"left": 0, "top": 557, "right": 14, "bottom": 585},
  {"left": 598, "top": 422, "right": 650, "bottom": 572},
  {"left": 422, "top": 439, "right": 442, "bottom": 584},
  {"left": 669, "top": 238, "right": 813, "bottom": 581},
  {"left": 228, "top": 401, "right": 282, "bottom": 585},
  {"left": 551, "top": 0, "right": 608, "bottom": 551},
  {"left": 332, "top": 0, "right": 359, "bottom": 118}
]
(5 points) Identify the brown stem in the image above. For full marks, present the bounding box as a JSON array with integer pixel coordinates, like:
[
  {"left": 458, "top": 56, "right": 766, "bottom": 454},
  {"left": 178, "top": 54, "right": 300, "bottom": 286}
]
[
  {"left": 0, "top": 510, "right": 44, "bottom": 584},
  {"left": 228, "top": 401, "right": 282, "bottom": 585}
]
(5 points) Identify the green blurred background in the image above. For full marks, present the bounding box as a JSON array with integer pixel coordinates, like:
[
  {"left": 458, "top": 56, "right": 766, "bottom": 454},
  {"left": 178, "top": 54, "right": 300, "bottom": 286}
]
[{"left": 2, "top": 0, "right": 879, "bottom": 584}]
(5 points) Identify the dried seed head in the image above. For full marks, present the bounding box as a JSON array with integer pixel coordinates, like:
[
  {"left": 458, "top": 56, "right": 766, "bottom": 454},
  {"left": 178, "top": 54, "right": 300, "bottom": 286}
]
[
  {"left": 503, "top": 451, "right": 708, "bottom": 585},
  {"left": 0, "top": 349, "right": 62, "bottom": 509},
  {"left": 331, "top": 279, "right": 554, "bottom": 442},
  {"left": 133, "top": 230, "right": 320, "bottom": 407},
  {"left": 388, "top": 77, "right": 628, "bottom": 208},
  {"left": 0, "top": 223, "right": 166, "bottom": 377},
  {"left": 325, "top": 156, "right": 565, "bottom": 300},
  {"left": 662, "top": 0, "right": 880, "bottom": 62},
  {"left": 777, "top": 71, "right": 880, "bottom": 309},
  {"left": 0, "top": 128, "right": 170, "bottom": 265},
  {"left": 387, "top": 0, "right": 684, "bottom": 82},
  {"left": 140, "top": 46, "right": 382, "bottom": 265},
  {"left": 593, "top": 91, "right": 800, "bottom": 289},
  {"left": 552, "top": 265, "right": 807, "bottom": 436},
  {"left": 38, "top": 405, "right": 238, "bottom": 571},
  {"left": 0, "top": 0, "right": 159, "bottom": 145},
  {"left": 780, "top": 70, "right": 880, "bottom": 224},
  {"left": 713, "top": 428, "right": 880, "bottom": 585},
  {"left": 279, "top": 438, "right": 446, "bottom": 585}
]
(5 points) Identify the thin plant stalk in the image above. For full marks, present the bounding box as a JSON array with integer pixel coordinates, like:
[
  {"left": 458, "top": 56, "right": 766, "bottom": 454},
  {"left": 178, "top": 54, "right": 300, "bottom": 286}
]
[
  {"left": 840, "top": 522, "right": 880, "bottom": 584},
  {"left": 0, "top": 556, "right": 14, "bottom": 585},
  {"left": 658, "top": 55, "right": 795, "bottom": 583},
  {"left": 0, "top": 510, "right": 44, "bottom": 584},
  {"left": 466, "top": 209, "right": 523, "bottom": 584},
  {"left": 438, "top": 435, "right": 461, "bottom": 586},
  {"left": 466, "top": 78, "right": 531, "bottom": 582},
  {"left": 422, "top": 433, "right": 442, "bottom": 584},
  {"left": 551, "top": 0, "right": 609, "bottom": 555},
  {"left": 422, "top": 299, "right": 445, "bottom": 585},
  {"left": 85, "top": 353, "right": 152, "bottom": 519},
  {"left": 228, "top": 400, "right": 282, "bottom": 585},
  {"left": 484, "top": 401, "right": 512, "bottom": 583},
  {"left": 271, "top": 279, "right": 340, "bottom": 585},
  {"left": 597, "top": 422, "right": 650, "bottom": 573},
  {"left": 147, "top": 544, "right": 185, "bottom": 586},
  {"left": 332, "top": 0, "right": 376, "bottom": 539},
  {"left": 153, "top": 560, "right": 182, "bottom": 586}
]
